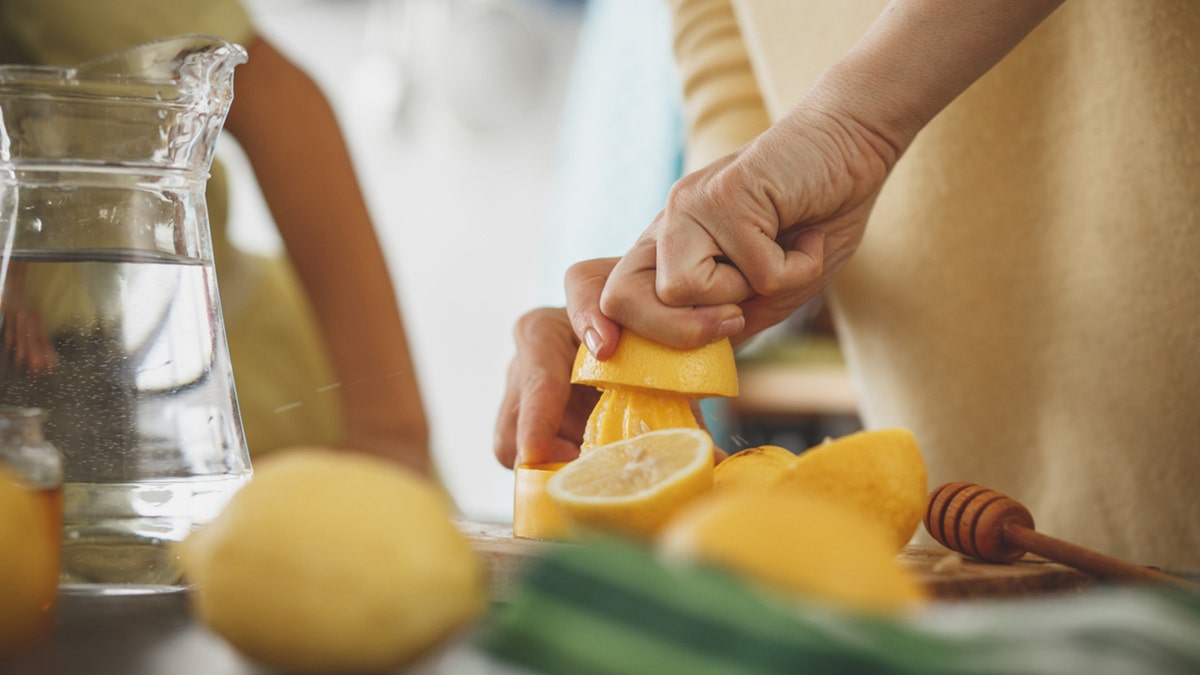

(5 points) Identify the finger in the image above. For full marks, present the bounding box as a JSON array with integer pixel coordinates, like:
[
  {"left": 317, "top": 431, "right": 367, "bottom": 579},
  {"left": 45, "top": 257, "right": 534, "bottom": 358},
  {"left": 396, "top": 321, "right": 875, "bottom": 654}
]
[
  {"left": 494, "top": 360, "right": 524, "bottom": 469},
  {"left": 728, "top": 233, "right": 816, "bottom": 297},
  {"left": 494, "top": 308, "right": 574, "bottom": 467},
  {"left": 512, "top": 365, "right": 575, "bottom": 467},
  {"left": 564, "top": 258, "right": 622, "bottom": 359},
  {"left": 509, "top": 308, "right": 582, "bottom": 466},
  {"left": 654, "top": 162, "right": 776, "bottom": 305},
  {"left": 600, "top": 241, "right": 746, "bottom": 350},
  {"left": 12, "top": 319, "right": 31, "bottom": 372},
  {"left": 776, "top": 226, "right": 827, "bottom": 284},
  {"left": 25, "top": 312, "right": 56, "bottom": 374},
  {"left": 541, "top": 437, "right": 584, "bottom": 465},
  {"left": 735, "top": 235, "right": 829, "bottom": 339},
  {"left": 496, "top": 372, "right": 591, "bottom": 467},
  {"left": 698, "top": 221, "right": 825, "bottom": 302},
  {"left": 654, "top": 215, "right": 756, "bottom": 307}
]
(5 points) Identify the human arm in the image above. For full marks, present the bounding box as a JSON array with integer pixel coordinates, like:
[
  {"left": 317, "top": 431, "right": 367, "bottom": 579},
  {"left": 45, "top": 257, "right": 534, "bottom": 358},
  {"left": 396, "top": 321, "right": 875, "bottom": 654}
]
[
  {"left": 223, "top": 36, "right": 432, "bottom": 475},
  {"left": 593, "top": 0, "right": 1064, "bottom": 350},
  {"left": 0, "top": 265, "right": 56, "bottom": 375}
]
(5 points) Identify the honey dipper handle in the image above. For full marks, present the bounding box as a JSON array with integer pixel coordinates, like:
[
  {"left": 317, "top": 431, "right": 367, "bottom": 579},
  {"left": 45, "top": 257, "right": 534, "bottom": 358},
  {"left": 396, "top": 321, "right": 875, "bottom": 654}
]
[{"left": 1004, "top": 523, "right": 1199, "bottom": 589}]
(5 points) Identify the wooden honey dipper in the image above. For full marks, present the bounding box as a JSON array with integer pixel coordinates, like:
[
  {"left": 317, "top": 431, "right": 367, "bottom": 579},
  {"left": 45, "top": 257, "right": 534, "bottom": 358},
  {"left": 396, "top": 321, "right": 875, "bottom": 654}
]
[{"left": 925, "top": 482, "right": 1199, "bottom": 589}]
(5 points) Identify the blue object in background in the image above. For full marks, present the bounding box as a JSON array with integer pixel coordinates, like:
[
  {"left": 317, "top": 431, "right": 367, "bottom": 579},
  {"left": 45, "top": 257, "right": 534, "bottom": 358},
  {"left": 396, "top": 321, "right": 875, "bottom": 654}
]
[{"left": 538, "top": 0, "right": 684, "bottom": 306}]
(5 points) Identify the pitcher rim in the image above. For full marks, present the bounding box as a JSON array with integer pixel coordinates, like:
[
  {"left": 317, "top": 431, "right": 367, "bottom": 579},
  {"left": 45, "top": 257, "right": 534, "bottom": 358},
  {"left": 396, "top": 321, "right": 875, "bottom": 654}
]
[{"left": 0, "top": 33, "right": 248, "bottom": 86}]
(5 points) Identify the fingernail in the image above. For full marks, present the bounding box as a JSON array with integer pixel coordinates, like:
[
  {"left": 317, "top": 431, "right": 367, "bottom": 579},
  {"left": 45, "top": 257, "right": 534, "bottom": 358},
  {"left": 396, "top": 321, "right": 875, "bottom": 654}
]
[
  {"left": 718, "top": 316, "right": 745, "bottom": 337},
  {"left": 583, "top": 328, "right": 603, "bottom": 356}
]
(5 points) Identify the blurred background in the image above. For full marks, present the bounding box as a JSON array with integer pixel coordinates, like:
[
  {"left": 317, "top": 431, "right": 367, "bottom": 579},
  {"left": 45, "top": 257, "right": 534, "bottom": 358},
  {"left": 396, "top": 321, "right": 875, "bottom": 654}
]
[{"left": 229, "top": 0, "right": 858, "bottom": 522}]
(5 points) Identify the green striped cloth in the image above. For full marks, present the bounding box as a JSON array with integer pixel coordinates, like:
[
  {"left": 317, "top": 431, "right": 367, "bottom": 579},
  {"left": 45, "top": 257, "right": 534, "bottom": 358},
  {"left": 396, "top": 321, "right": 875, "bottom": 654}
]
[{"left": 480, "top": 539, "right": 1200, "bottom": 675}]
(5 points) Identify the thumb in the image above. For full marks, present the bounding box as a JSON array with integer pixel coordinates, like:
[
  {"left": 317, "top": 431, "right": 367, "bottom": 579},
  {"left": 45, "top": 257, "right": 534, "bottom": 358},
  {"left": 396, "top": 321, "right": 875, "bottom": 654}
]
[{"left": 566, "top": 258, "right": 622, "bottom": 359}]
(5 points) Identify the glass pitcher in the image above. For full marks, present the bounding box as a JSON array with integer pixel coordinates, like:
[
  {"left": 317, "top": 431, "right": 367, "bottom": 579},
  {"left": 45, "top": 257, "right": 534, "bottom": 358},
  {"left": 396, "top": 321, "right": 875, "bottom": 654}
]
[{"left": 0, "top": 35, "right": 251, "bottom": 593}]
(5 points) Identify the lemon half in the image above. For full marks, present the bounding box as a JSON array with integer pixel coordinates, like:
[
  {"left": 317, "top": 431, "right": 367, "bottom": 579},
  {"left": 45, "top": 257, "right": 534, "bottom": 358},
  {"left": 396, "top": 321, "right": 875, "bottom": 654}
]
[
  {"left": 571, "top": 332, "right": 737, "bottom": 450},
  {"left": 775, "top": 429, "right": 928, "bottom": 551},
  {"left": 546, "top": 428, "right": 715, "bottom": 539}
]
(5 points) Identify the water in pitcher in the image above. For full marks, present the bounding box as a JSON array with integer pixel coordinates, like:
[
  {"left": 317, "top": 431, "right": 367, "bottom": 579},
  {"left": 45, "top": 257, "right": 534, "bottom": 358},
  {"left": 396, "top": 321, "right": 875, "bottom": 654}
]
[
  {"left": 0, "top": 248, "right": 248, "bottom": 589},
  {"left": 0, "top": 35, "right": 252, "bottom": 593}
]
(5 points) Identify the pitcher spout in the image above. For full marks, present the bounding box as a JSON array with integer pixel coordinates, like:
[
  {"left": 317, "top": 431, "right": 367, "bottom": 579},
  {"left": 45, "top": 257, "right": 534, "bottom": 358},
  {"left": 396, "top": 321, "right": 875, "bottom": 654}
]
[
  {"left": 0, "top": 34, "right": 248, "bottom": 174},
  {"left": 74, "top": 34, "right": 248, "bottom": 115}
]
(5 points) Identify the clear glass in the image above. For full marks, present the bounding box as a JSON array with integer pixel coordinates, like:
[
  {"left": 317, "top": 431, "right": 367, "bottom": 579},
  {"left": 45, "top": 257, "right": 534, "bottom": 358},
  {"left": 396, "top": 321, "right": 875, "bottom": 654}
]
[{"left": 0, "top": 35, "right": 251, "bottom": 594}]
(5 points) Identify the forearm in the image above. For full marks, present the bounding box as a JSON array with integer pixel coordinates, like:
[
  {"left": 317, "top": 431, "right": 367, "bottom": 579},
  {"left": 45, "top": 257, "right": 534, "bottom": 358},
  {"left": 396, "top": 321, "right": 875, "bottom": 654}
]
[
  {"left": 798, "top": 0, "right": 1064, "bottom": 164},
  {"left": 224, "top": 37, "right": 430, "bottom": 463}
]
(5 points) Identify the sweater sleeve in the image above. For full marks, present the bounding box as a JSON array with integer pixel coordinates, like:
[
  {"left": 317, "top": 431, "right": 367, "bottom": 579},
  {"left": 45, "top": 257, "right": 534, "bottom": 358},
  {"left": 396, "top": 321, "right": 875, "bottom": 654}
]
[{"left": 667, "top": 0, "right": 771, "bottom": 172}]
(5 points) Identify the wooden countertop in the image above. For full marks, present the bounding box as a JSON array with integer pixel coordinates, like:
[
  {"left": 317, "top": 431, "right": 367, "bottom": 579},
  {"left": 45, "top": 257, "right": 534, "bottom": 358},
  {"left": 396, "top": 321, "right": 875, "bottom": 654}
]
[{"left": 459, "top": 521, "right": 1096, "bottom": 602}]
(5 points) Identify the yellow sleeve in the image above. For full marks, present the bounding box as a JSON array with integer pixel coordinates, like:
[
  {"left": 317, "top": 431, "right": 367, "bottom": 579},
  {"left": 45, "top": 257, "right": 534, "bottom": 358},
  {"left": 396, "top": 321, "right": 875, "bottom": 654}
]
[
  {"left": 727, "top": 1, "right": 886, "bottom": 120},
  {"left": 667, "top": 0, "right": 772, "bottom": 172},
  {"left": 1, "top": 0, "right": 255, "bottom": 66}
]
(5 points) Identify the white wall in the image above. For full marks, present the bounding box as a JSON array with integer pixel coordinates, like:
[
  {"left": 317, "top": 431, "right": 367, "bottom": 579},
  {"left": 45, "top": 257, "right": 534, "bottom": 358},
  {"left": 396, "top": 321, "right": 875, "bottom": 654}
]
[{"left": 229, "top": 0, "right": 584, "bottom": 521}]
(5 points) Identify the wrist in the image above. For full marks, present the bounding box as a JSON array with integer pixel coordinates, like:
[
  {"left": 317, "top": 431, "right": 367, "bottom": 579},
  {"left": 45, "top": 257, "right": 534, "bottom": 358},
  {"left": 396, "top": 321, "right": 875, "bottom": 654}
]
[
  {"left": 800, "top": 57, "right": 921, "bottom": 170},
  {"left": 796, "top": 0, "right": 1064, "bottom": 166}
]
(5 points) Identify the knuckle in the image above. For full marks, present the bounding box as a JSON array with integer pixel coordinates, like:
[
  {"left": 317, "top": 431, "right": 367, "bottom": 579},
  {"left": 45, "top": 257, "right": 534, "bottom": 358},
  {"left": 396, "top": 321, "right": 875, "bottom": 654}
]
[
  {"left": 597, "top": 287, "right": 631, "bottom": 323},
  {"left": 680, "top": 324, "right": 716, "bottom": 349},
  {"left": 493, "top": 411, "right": 517, "bottom": 467},
  {"left": 493, "top": 437, "right": 516, "bottom": 467},
  {"left": 656, "top": 270, "right": 704, "bottom": 306},
  {"left": 564, "top": 260, "right": 590, "bottom": 282},
  {"left": 513, "top": 307, "right": 560, "bottom": 342},
  {"left": 752, "top": 271, "right": 786, "bottom": 296}
]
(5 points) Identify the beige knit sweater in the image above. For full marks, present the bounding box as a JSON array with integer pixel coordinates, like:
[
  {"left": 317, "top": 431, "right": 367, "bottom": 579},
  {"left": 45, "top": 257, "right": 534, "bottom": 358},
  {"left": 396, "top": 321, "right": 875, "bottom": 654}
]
[{"left": 670, "top": 0, "right": 1200, "bottom": 570}]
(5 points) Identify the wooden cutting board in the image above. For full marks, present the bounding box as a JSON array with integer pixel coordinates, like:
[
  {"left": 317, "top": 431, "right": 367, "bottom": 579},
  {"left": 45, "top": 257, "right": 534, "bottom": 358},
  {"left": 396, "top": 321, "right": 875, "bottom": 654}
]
[{"left": 458, "top": 520, "right": 1095, "bottom": 601}]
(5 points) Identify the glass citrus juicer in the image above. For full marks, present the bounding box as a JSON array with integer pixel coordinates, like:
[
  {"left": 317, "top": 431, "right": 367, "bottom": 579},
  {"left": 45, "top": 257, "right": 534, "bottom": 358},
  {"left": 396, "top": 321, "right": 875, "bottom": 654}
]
[{"left": 0, "top": 35, "right": 252, "bottom": 594}]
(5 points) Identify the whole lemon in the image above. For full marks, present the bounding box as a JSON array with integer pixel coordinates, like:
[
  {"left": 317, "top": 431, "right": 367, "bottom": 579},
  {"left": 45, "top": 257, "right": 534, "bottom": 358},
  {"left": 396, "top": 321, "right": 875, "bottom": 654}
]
[
  {"left": 177, "top": 449, "right": 483, "bottom": 673},
  {"left": 0, "top": 467, "right": 58, "bottom": 655}
]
